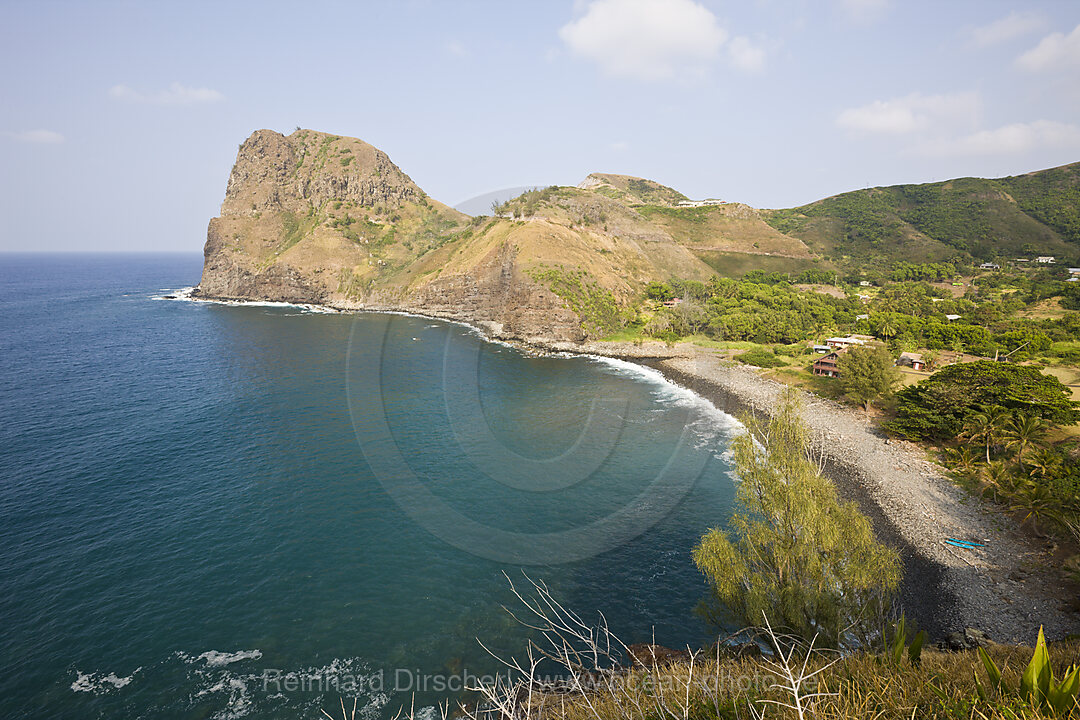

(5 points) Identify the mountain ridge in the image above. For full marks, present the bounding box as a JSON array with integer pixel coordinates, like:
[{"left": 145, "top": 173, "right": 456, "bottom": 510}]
[{"left": 195, "top": 128, "right": 1080, "bottom": 341}]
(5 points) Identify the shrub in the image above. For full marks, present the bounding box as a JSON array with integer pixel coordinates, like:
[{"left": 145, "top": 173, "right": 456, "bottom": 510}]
[{"left": 734, "top": 348, "right": 785, "bottom": 367}]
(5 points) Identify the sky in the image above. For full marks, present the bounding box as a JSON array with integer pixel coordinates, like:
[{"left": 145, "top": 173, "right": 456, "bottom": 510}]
[{"left": 1, "top": 0, "right": 1079, "bottom": 252}]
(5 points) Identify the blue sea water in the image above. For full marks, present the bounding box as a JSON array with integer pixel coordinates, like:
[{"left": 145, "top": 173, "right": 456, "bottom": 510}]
[{"left": 0, "top": 254, "right": 738, "bottom": 719}]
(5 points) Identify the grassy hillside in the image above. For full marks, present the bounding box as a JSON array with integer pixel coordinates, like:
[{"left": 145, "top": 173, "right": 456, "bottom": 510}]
[{"left": 763, "top": 162, "right": 1080, "bottom": 269}]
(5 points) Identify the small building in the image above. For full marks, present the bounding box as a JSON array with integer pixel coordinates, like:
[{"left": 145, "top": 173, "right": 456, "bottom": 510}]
[
  {"left": 813, "top": 351, "right": 843, "bottom": 377},
  {"left": 812, "top": 344, "right": 831, "bottom": 354},
  {"left": 897, "top": 352, "right": 925, "bottom": 371},
  {"left": 856, "top": 313, "right": 869, "bottom": 320},
  {"left": 858, "top": 280, "right": 871, "bottom": 287},
  {"left": 1068, "top": 277, "right": 1079, "bottom": 283},
  {"left": 661, "top": 298, "right": 682, "bottom": 307},
  {"left": 979, "top": 262, "right": 1000, "bottom": 270},
  {"left": 1068, "top": 267, "right": 1080, "bottom": 275},
  {"left": 945, "top": 314, "right": 961, "bottom": 321},
  {"left": 1036, "top": 256, "right": 1056, "bottom": 264},
  {"left": 825, "top": 336, "right": 866, "bottom": 350}
]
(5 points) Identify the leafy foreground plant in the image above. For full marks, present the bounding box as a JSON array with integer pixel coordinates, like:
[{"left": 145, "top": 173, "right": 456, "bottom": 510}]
[
  {"left": 888, "top": 615, "right": 927, "bottom": 668},
  {"left": 976, "top": 627, "right": 1080, "bottom": 714},
  {"left": 693, "top": 388, "right": 901, "bottom": 649}
]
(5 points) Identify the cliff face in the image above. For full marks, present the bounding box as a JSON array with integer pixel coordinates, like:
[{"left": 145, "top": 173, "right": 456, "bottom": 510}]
[{"left": 195, "top": 129, "right": 815, "bottom": 341}]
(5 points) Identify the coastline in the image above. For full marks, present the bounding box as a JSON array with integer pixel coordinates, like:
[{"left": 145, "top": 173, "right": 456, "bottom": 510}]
[{"left": 178, "top": 290, "right": 1079, "bottom": 643}]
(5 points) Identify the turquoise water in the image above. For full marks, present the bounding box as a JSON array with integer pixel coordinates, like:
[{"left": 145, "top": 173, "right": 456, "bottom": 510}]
[{"left": 0, "top": 254, "right": 738, "bottom": 719}]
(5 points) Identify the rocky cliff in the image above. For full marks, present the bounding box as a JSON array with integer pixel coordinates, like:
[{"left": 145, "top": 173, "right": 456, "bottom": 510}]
[{"left": 195, "top": 128, "right": 818, "bottom": 341}]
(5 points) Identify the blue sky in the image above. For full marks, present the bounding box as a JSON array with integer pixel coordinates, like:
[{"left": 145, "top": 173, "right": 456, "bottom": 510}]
[{"left": 2, "top": 0, "right": 1079, "bottom": 251}]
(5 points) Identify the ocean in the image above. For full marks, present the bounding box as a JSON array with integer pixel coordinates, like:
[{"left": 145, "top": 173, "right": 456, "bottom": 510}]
[{"left": 0, "top": 253, "right": 739, "bottom": 719}]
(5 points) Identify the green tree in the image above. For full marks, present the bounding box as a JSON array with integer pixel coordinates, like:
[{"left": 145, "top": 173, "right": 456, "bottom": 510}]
[
  {"left": 885, "top": 361, "right": 1080, "bottom": 441},
  {"left": 877, "top": 316, "right": 899, "bottom": 343},
  {"left": 837, "top": 345, "right": 901, "bottom": 411},
  {"left": 692, "top": 390, "right": 901, "bottom": 649},
  {"left": 1002, "top": 414, "right": 1049, "bottom": 469},
  {"left": 644, "top": 281, "right": 675, "bottom": 301},
  {"left": 961, "top": 406, "right": 1011, "bottom": 464}
]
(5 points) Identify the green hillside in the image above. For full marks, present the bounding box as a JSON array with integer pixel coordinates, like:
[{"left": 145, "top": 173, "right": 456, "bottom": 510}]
[{"left": 763, "top": 161, "right": 1080, "bottom": 268}]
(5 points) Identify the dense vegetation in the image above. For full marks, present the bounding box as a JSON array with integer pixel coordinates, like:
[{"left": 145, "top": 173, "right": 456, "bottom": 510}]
[
  {"left": 1002, "top": 163, "right": 1080, "bottom": 243},
  {"left": 763, "top": 162, "right": 1080, "bottom": 268},
  {"left": 887, "top": 362, "right": 1080, "bottom": 441},
  {"left": 640, "top": 277, "right": 861, "bottom": 344}
]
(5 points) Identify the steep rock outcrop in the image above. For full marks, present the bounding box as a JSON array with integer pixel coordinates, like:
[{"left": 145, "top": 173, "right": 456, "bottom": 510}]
[{"left": 194, "top": 128, "right": 819, "bottom": 341}]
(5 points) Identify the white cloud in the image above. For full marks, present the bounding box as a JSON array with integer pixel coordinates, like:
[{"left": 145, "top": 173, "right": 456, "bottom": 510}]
[
  {"left": 727, "top": 36, "right": 766, "bottom": 72},
  {"left": 837, "top": 0, "right": 889, "bottom": 23},
  {"left": 3, "top": 129, "right": 65, "bottom": 144},
  {"left": 966, "top": 11, "right": 1044, "bottom": 48},
  {"left": 941, "top": 120, "right": 1080, "bottom": 156},
  {"left": 559, "top": 0, "right": 728, "bottom": 81},
  {"left": 108, "top": 82, "right": 224, "bottom": 105},
  {"left": 837, "top": 92, "right": 978, "bottom": 135},
  {"left": 1016, "top": 23, "right": 1080, "bottom": 71}
]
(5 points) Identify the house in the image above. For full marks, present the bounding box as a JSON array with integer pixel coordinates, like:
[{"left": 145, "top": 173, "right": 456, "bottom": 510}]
[
  {"left": 812, "top": 344, "right": 831, "bottom": 354},
  {"left": 856, "top": 314, "right": 869, "bottom": 320},
  {"left": 813, "top": 351, "right": 843, "bottom": 377},
  {"left": 1036, "top": 256, "right": 1056, "bottom": 264},
  {"left": 897, "top": 352, "right": 925, "bottom": 371},
  {"left": 825, "top": 336, "right": 866, "bottom": 350},
  {"left": 979, "top": 262, "right": 1000, "bottom": 270},
  {"left": 859, "top": 280, "right": 872, "bottom": 287},
  {"left": 676, "top": 198, "right": 725, "bottom": 208},
  {"left": 1068, "top": 268, "right": 1080, "bottom": 275},
  {"left": 945, "top": 314, "right": 961, "bottom": 321},
  {"left": 661, "top": 298, "right": 682, "bottom": 307}
]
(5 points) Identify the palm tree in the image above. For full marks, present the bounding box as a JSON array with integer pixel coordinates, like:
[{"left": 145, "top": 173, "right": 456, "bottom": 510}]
[
  {"left": 1002, "top": 414, "right": 1049, "bottom": 469},
  {"left": 1027, "top": 447, "right": 1063, "bottom": 482},
  {"left": 877, "top": 316, "right": 899, "bottom": 344},
  {"left": 979, "top": 461, "right": 1014, "bottom": 503},
  {"left": 943, "top": 445, "right": 981, "bottom": 484},
  {"left": 1007, "top": 480, "right": 1058, "bottom": 536},
  {"left": 961, "top": 406, "right": 1010, "bottom": 463}
]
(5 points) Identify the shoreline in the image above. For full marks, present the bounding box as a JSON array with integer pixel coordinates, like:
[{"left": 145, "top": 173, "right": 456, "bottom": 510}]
[
  {"left": 652, "top": 354, "right": 1079, "bottom": 644},
  {"left": 179, "top": 290, "right": 1079, "bottom": 643},
  {"left": 650, "top": 360, "right": 961, "bottom": 641}
]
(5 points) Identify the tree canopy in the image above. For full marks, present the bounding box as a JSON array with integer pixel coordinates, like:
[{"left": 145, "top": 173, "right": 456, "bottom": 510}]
[
  {"left": 885, "top": 361, "right": 1080, "bottom": 441},
  {"left": 837, "top": 345, "right": 901, "bottom": 411}
]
